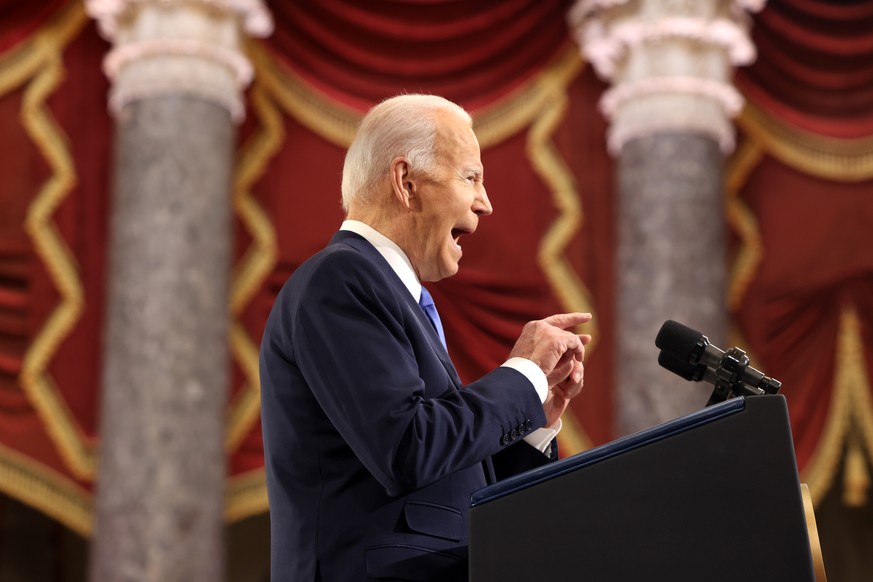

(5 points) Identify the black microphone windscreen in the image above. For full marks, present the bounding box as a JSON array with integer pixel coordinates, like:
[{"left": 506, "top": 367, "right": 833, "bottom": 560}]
[
  {"left": 658, "top": 351, "right": 701, "bottom": 381},
  {"left": 655, "top": 320, "right": 704, "bottom": 363}
]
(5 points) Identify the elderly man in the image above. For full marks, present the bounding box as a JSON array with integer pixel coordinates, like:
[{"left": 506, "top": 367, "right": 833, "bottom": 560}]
[{"left": 259, "top": 94, "right": 591, "bottom": 581}]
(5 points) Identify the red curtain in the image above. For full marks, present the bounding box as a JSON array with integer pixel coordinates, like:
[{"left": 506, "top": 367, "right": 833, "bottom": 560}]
[
  {"left": 0, "top": 0, "right": 616, "bottom": 533},
  {"left": 733, "top": 0, "right": 873, "bottom": 484},
  {"left": 268, "top": 0, "right": 574, "bottom": 111},
  {"left": 0, "top": 2, "right": 109, "bottom": 505},
  {"left": 737, "top": 0, "right": 873, "bottom": 137},
  {"left": 0, "top": 9, "right": 871, "bottom": 575},
  {"left": 732, "top": 2, "right": 873, "bottom": 577},
  {"left": 229, "top": 0, "right": 616, "bottom": 472}
]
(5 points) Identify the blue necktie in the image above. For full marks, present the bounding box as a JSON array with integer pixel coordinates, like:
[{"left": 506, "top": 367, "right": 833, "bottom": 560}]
[{"left": 419, "top": 287, "right": 447, "bottom": 349}]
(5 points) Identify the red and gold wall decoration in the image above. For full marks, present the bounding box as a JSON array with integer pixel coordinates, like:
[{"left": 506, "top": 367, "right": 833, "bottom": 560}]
[{"left": 0, "top": 0, "right": 870, "bottom": 546}]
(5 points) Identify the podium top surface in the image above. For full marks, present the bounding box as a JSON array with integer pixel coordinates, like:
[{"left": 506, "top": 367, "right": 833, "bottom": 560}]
[{"left": 471, "top": 396, "right": 750, "bottom": 507}]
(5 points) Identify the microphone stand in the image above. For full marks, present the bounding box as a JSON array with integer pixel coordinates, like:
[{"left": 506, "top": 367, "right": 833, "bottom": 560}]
[{"left": 705, "top": 346, "right": 775, "bottom": 406}]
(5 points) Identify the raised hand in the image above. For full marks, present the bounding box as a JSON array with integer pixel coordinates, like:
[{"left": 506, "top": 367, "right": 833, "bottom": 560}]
[{"left": 508, "top": 313, "right": 592, "bottom": 427}]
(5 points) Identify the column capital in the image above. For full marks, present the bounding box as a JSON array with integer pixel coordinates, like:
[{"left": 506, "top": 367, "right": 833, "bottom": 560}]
[
  {"left": 86, "top": 0, "right": 273, "bottom": 122},
  {"left": 569, "top": 0, "right": 766, "bottom": 154}
]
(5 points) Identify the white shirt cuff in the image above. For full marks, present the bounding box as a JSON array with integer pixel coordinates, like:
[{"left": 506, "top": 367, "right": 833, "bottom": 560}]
[
  {"left": 524, "top": 419, "right": 562, "bottom": 454},
  {"left": 501, "top": 357, "right": 559, "bottom": 456},
  {"left": 501, "top": 357, "right": 548, "bottom": 402}
]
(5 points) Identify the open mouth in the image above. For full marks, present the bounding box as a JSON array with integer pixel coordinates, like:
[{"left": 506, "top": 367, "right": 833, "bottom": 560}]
[{"left": 451, "top": 227, "right": 473, "bottom": 244}]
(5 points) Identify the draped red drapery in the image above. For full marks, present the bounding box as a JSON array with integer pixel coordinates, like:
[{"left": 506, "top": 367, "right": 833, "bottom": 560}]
[
  {"left": 229, "top": 0, "right": 616, "bottom": 475},
  {"left": 0, "top": 8, "right": 870, "bottom": 573},
  {"left": 267, "top": 0, "right": 575, "bottom": 110},
  {"left": 737, "top": 0, "right": 873, "bottom": 137},
  {"left": 0, "top": 0, "right": 616, "bottom": 532},
  {"left": 733, "top": 0, "right": 873, "bottom": 487}
]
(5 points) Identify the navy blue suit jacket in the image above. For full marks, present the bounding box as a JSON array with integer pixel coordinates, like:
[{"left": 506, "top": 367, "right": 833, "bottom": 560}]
[{"left": 259, "top": 231, "right": 554, "bottom": 581}]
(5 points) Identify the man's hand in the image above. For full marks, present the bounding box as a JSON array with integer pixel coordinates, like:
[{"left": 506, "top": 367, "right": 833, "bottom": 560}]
[
  {"left": 508, "top": 313, "right": 592, "bottom": 428},
  {"left": 543, "top": 353, "right": 587, "bottom": 427}
]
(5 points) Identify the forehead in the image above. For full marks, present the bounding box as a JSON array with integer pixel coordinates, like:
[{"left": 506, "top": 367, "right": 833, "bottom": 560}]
[{"left": 433, "top": 111, "right": 481, "bottom": 166}]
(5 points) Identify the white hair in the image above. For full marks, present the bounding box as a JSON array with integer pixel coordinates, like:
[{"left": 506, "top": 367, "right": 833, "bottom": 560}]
[{"left": 341, "top": 94, "right": 472, "bottom": 212}]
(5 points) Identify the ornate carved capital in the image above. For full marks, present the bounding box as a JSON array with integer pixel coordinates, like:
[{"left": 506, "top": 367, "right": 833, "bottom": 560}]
[
  {"left": 569, "top": 0, "right": 765, "bottom": 154},
  {"left": 86, "top": 0, "right": 273, "bottom": 122}
]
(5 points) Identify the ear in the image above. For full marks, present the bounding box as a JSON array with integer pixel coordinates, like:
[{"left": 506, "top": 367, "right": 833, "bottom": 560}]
[{"left": 389, "top": 156, "right": 418, "bottom": 210}]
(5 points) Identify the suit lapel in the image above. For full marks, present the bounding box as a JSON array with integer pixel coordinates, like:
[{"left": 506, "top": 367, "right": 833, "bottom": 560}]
[
  {"left": 332, "top": 231, "right": 498, "bottom": 485},
  {"left": 331, "top": 232, "right": 463, "bottom": 388}
]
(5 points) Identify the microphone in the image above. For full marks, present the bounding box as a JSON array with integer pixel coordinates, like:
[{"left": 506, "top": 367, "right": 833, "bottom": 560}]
[
  {"left": 655, "top": 320, "right": 781, "bottom": 404},
  {"left": 657, "top": 351, "right": 715, "bottom": 383}
]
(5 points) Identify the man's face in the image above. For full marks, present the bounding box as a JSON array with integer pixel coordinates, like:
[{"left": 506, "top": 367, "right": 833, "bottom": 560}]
[{"left": 405, "top": 113, "right": 492, "bottom": 282}]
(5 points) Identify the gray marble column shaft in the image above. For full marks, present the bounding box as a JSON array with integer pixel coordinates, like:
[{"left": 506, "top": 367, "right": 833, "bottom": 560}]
[
  {"left": 616, "top": 133, "right": 726, "bottom": 435},
  {"left": 90, "top": 96, "right": 233, "bottom": 582}
]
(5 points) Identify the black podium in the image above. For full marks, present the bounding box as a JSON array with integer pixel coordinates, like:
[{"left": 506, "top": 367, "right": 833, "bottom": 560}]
[{"left": 469, "top": 395, "right": 815, "bottom": 581}]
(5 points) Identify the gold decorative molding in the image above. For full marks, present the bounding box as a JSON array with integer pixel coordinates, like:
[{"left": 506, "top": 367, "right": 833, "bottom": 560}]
[
  {"left": 249, "top": 41, "right": 589, "bottom": 151},
  {"left": 247, "top": 40, "right": 359, "bottom": 148},
  {"left": 226, "top": 321, "right": 265, "bottom": 452},
  {"left": 527, "top": 62, "right": 599, "bottom": 348},
  {"left": 802, "top": 306, "right": 873, "bottom": 506},
  {"left": 842, "top": 434, "right": 870, "bottom": 507},
  {"left": 0, "top": 441, "right": 92, "bottom": 536},
  {"left": 800, "top": 483, "right": 829, "bottom": 582},
  {"left": 525, "top": 51, "right": 598, "bottom": 456},
  {"left": 2, "top": 1, "right": 97, "bottom": 483},
  {"left": 557, "top": 407, "right": 594, "bottom": 455},
  {"left": 0, "top": 3, "right": 85, "bottom": 96},
  {"left": 475, "top": 47, "right": 584, "bottom": 149},
  {"left": 230, "top": 83, "right": 283, "bottom": 316},
  {"left": 225, "top": 468, "right": 269, "bottom": 523},
  {"left": 225, "top": 81, "right": 283, "bottom": 454},
  {"left": 730, "top": 98, "right": 873, "bottom": 506},
  {"left": 725, "top": 138, "right": 765, "bottom": 310},
  {"left": 737, "top": 100, "right": 873, "bottom": 182},
  {"left": 730, "top": 96, "right": 873, "bottom": 309}
]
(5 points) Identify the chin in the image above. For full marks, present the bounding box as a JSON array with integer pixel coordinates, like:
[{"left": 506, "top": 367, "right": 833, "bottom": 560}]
[{"left": 439, "top": 262, "right": 460, "bottom": 280}]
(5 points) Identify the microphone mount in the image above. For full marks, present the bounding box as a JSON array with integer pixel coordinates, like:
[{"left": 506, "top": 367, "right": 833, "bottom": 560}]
[
  {"left": 708, "top": 346, "right": 767, "bottom": 406},
  {"left": 656, "top": 321, "right": 782, "bottom": 407}
]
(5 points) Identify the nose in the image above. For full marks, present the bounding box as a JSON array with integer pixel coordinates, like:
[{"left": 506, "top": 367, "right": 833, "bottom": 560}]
[{"left": 474, "top": 186, "right": 492, "bottom": 216}]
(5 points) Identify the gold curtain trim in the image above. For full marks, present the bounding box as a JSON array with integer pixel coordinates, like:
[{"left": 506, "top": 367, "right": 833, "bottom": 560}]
[
  {"left": 737, "top": 100, "right": 873, "bottom": 182},
  {"left": 225, "top": 82, "right": 283, "bottom": 453},
  {"left": 528, "top": 60, "right": 599, "bottom": 349},
  {"left": 557, "top": 406, "right": 594, "bottom": 454},
  {"left": 800, "top": 483, "right": 829, "bottom": 582},
  {"left": 0, "top": 441, "right": 92, "bottom": 536},
  {"left": 842, "top": 435, "right": 870, "bottom": 506},
  {"left": 226, "top": 322, "right": 264, "bottom": 452},
  {"left": 849, "top": 313, "right": 873, "bottom": 493},
  {"left": 5, "top": 2, "right": 96, "bottom": 481},
  {"left": 730, "top": 103, "right": 873, "bottom": 504},
  {"left": 250, "top": 41, "right": 587, "bottom": 151},
  {"left": 526, "top": 54, "right": 598, "bottom": 456},
  {"left": 474, "top": 46, "right": 584, "bottom": 149},
  {"left": 248, "top": 40, "right": 359, "bottom": 148},
  {"left": 725, "top": 140, "right": 765, "bottom": 310},
  {"left": 803, "top": 306, "right": 873, "bottom": 505},
  {"left": 0, "top": 2, "right": 85, "bottom": 96},
  {"left": 230, "top": 83, "right": 283, "bottom": 316},
  {"left": 225, "top": 468, "right": 269, "bottom": 523}
]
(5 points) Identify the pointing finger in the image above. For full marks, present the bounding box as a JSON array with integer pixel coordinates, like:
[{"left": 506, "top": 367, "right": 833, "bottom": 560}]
[{"left": 542, "top": 312, "right": 592, "bottom": 330}]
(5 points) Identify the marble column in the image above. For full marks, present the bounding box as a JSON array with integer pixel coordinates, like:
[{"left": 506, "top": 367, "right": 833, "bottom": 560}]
[
  {"left": 85, "top": 2, "right": 271, "bottom": 582},
  {"left": 570, "top": 0, "right": 764, "bottom": 434}
]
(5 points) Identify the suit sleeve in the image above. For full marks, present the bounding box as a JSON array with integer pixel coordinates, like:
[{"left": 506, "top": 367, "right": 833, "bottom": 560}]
[
  {"left": 290, "top": 253, "right": 547, "bottom": 497},
  {"left": 491, "top": 438, "right": 558, "bottom": 481}
]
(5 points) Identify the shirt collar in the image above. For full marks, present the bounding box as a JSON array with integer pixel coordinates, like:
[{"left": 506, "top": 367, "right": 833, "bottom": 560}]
[{"left": 340, "top": 220, "right": 421, "bottom": 301}]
